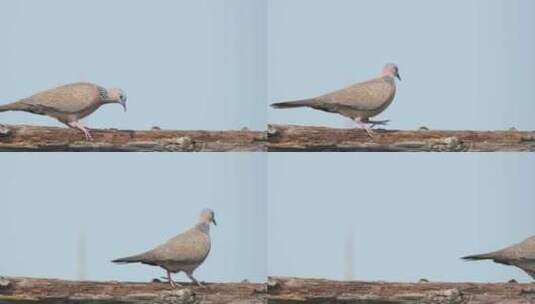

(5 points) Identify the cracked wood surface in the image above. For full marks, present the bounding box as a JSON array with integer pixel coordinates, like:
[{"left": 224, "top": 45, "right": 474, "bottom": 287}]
[
  {"left": 0, "top": 124, "right": 534, "bottom": 152},
  {"left": 2, "top": 277, "right": 534, "bottom": 304},
  {"left": 0, "top": 277, "right": 266, "bottom": 304},
  {"left": 267, "top": 125, "right": 535, "bottom": 152},
  {"left": 267, "top": 277, "right": 535, "bottom": 304},
  {"left": 0, "top": 125, "right": 266, "bottom": 152}
]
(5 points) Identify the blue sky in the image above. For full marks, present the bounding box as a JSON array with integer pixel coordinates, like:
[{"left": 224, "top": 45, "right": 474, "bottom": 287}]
[
  {"left": 0, "top": 0, "right": 534, "bottom": 285},
  {"left": 0, "top": 0, "right": 266, "bottom": 131},
  {"left": 269, "top": 0, "right": 535, "bottom": 131},
  {"left": 0, "top": 154, "right": 267, "bottom": 283},
  {"left": 268, "top": 153, "right": 535, "bottom": 283}
]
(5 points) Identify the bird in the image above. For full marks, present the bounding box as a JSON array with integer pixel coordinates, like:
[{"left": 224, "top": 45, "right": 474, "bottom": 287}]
[
  {"left": 462, "top": 235, "right": 535, "bottom": 280},
  {"left": 271, "top": 63, "right": 401, "bottom": 137},
  {"left": 112, "top": 209, "right": 216, "bottom": 288},
  {"left": 0, "top": 82, "right": 127, "bottom": 141}
]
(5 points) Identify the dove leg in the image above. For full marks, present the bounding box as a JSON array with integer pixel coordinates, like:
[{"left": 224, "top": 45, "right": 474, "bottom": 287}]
[
  {"left": 186, "top": 272, "right": 205, "bottom": 287},
  {"left": 67, "top": 121, "right": 93, "bottom": 141},
  {"left": 166, "top": 270, "right": 181, "bottom": 288},
  {"left": 353, "top": 118, "right": 374, "bottom": 138}
]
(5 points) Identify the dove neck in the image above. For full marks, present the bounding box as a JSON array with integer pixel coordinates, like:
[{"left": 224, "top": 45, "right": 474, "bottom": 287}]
[
  {"left": 381, "top": 74, "right": 395, "bottom": 80},
  {"left": 195, "top": 222, "right": 210, "bottom": 234},
  {"left": 101, "top": 99, "right": 117, "bottom": 105},
  {"left": 381, "top": 75, "right": 396, "bottom": 85}
]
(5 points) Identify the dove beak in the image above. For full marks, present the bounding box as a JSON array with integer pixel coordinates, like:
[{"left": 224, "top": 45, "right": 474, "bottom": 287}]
[
  {"left": 120, "top": 101, "right": 127, "bottom": 112},
  {"left": 212, "top": 218, "right": 217, "bottom": 226},
  {"left": 396, "top": 73, "right": 401, "bottom": 81}
]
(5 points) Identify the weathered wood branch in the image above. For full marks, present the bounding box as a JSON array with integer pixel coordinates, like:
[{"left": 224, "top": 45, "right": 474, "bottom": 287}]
[
  {"left": 267, "top": 125, "right": 535, "bottom": 152},
  {"left": 0, "top": 125, "right": 266, "bottom": 152},
  {"left": 0, "top": 277, "right": 266, "bottom": 304},
  {"left": 3, "top": 277, "right": 533, "bottom": 304},
  {"left": 267, "top": 277, "right": 535, "bottom": 304},
  {"left": 1, "top": 124, "right": 534, "bottom": 152}
]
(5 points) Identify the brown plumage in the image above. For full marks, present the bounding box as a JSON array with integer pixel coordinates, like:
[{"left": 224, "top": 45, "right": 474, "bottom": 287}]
[
  {"left": 112, "top": 209, "right": 216, "bottom": 288},
  {"left": 0, "top": 82, "right": 127, "bottom": 141},
  {"left": 271, "top": 63, "right": 401, "bottom": 137}
]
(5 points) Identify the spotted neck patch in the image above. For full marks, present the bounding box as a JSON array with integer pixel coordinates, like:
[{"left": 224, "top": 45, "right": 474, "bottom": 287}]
[{"left": 97, "top": 86, "right": 108, "bottom": 101}]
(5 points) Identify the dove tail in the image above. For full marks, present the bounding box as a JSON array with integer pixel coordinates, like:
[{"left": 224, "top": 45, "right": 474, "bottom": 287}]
[
  {"left": 112, "top": 255, "right": 143, "bottom": 264},
  {"left": 462, "top": 253, "right": 494, "bottom": 261},
  {"left": 0, "top": 105, "right": 13, "bottom": 112},
  {"left": 270, "top": 99, "right": 314, "bottom": 109},
  {"left": 0, "top": 102, "right": 28, "bottom": 112}
]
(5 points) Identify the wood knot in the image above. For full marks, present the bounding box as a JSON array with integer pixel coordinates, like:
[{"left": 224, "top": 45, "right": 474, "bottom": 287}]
[
  {"left": 161, "top": 288, "right": 195, "bottom": 303},
  {"left": 0, "top": 277, "right": 10, "bottom": 289},
  {"left": 161, "top": 137, "right": 196, "bottom": 151},
  {"left": 267, "top": 278, "right": 280, "bottom": 292},
  {"left": 267, "top": 125, "right": 279, "bottom": 138},
  {"left": 0, "top": 125, "right": 11, "bottom": 137},
  {"left": 444, "top": 136, "right": 462, "bottom": 150}
]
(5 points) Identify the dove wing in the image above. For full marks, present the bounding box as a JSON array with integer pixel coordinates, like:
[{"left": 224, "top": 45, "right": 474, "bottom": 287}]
[
  {"left": 20, "top": 83, "right": 101, "bottom": 114},
  {"left": 142, "top": 228, "right": 211, "bottom": 265},
  {"left": 316, "top": 77, "right": 396, "bottom": 112}
]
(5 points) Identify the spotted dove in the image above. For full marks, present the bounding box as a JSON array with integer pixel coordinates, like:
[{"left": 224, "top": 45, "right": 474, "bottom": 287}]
[
  {"left": 0, "top": 82, "right": 127, "bottom": 141},
  {"left": 271, "top": 63, "right": 401, "bottom": 137},
  {"left": 463, "top": 235, "right": 535, "bottom": 279},
  {"left": 112, "top": 209, "right": 216, "bottom": 288}
]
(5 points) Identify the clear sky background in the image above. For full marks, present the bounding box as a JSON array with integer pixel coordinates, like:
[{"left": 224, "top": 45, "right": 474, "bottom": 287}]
[
  {"left": 269, "top": 0, "right": 535, "bottom": 131},
  {"left": 0, "top": 0, "right": 266, "bottom": 131},
  {"left": 0, "top": 154, "right": 267, "bottom": 283},
  {"left": 268, "top": 154, "right": 535, "bottom": 283},
  {"left": 1, "top": 0, "right": 535, "bottom": 286}
]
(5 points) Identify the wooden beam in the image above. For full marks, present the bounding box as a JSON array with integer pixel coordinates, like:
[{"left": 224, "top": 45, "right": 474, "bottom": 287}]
[
  {"left": 267, "top": 125, "right": 535, "bottom": 152},
  {"left": 1, "top": 124, "right": 534, "bottom": 152},
  {"left": 267, "top": 277, "right": 535, "bottom": 304},
  {"left": 0, "top": 277, "right": 266, "bottom": 304},
  {"left": 0, "top": 125, "right": 266, "bottom": 152},
  {"left": 3, "top": 277, "right": 532, "bottom": 304}
]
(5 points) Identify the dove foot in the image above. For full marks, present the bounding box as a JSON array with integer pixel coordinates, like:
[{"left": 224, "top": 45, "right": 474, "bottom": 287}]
[
  {"left": 187, "top": 273, "right": 205, "bottom": 288},
  {"left": 67, "top": 121, "right": 93, "bottom": 141},
  {"left": 353, "top": 118, "right": 375, "bottom": 138},
  {"left": 166, "top": 271, "right": 182, "bottom": 288}
]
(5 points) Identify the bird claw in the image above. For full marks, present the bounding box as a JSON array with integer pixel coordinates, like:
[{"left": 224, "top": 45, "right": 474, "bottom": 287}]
[
  {"left": 353, "top": 119, "right": 375, "bottom": 138},
  {"left": 158, "top": 276, "right": 182, "bottom": 288},
  {"left": 66, "top": 121, "right": 93, "bottom": 141}
]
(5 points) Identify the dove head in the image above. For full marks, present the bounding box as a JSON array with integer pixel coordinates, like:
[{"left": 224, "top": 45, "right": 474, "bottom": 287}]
[
  {"left": 199, "top": 208, "right": 217, "bottom": 226},
  {"left": 383, "top": 63, "right": 401, "bottom": 81},
  {"left": 107, "top": 88, "right": 127, "bottom": 112}
]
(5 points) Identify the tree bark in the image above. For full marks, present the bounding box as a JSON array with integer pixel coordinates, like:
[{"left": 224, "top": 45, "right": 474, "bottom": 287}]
[
  {"left": 0, "top": 277, "right": 266, "bottom": 304},
  {"left": 267, "top": 277, "right": 535, "bottom": 304},
  {"left": 2, "top": 277, "right": 533, "bottom": 304},
  {"left": 1, "top": 124, "right": 534, "bottom": 152},
  {"left": 0, "top": 125, "right": 266, "bottom": 152},
  {"left": 267, "top": 125, "right": 535, "bottom": 152}
]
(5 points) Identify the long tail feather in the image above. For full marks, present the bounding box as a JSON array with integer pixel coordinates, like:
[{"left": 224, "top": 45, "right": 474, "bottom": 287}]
[
  {"left": 270, "top": 99, "right": 314, "bottom": 109},
  {"left": 462, "top": 253, "right": 494, "bottom": 261},
  {"left": 111, "top": 255, "right": 143, "bottom": 264},
  {"left": 0, "top": 102, "right": 28, "bottom": 112}
]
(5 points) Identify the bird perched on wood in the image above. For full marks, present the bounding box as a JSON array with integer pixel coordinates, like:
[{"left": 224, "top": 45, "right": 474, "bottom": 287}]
[
  {"left": 0, "top": 82, "right": 127, "bottom": 141},
  {"left": 271, "top": 63, "right": 401, "bottom": 137},
  {"left": 112, "top": 209, "right": 216, "bottom": 288},
  {"left": 462, "top": 235, "right": 535, "bottom": 280}
]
